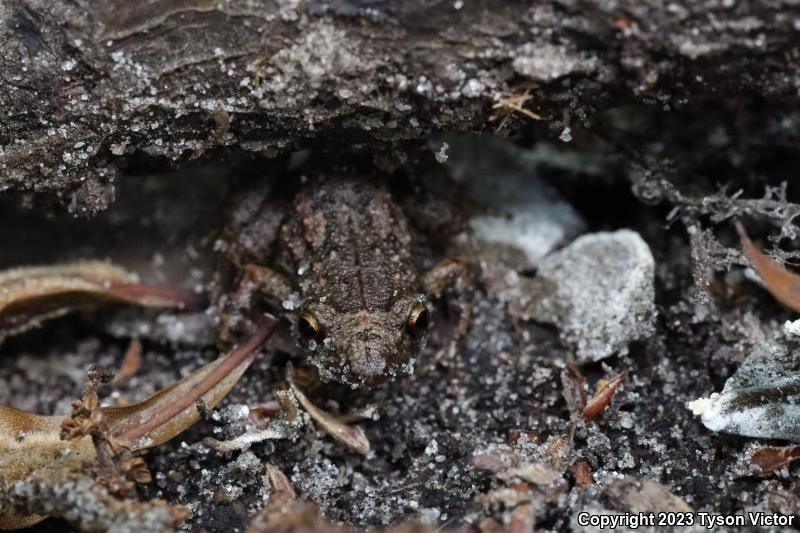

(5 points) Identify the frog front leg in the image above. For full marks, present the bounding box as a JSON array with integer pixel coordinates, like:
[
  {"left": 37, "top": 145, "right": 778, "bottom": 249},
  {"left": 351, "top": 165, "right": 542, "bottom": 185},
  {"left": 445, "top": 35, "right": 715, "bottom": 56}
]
[
  {"left": 218, "top": 264, "right": 293, "bottom": 345},
  {"left": 423, "top": 257, "right": 473, "bottom": 338}
]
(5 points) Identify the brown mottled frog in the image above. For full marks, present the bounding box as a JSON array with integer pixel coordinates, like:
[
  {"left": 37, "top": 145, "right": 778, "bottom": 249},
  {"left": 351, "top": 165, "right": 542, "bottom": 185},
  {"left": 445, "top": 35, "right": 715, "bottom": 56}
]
[{"left": 218, "top": 177, "right": 465, "bottom": 387}]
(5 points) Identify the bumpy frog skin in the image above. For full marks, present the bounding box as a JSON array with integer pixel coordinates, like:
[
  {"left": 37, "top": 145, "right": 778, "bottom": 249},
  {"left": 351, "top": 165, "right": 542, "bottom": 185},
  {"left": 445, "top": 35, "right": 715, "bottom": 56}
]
[{"left": 222, "top": 178, "right": 448, "bottom": 387}]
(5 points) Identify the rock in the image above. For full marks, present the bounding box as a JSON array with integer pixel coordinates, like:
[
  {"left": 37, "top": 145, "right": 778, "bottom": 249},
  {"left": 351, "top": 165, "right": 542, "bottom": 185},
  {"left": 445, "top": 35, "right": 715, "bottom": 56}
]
[
  {"left": 443, "top": 135, "right": 587, "bottom": 264},
  {"left": 689, "top": 340, "right": 800, "bottom": 442},
  {"left": 526, "top": 230, "right": 656, "bottom": 362}
]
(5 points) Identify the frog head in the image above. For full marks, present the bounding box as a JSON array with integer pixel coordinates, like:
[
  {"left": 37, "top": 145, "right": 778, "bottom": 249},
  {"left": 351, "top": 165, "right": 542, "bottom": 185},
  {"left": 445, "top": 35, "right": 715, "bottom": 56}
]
[{"left": 295, "top": 295, "right": 429, "bottom": 387}]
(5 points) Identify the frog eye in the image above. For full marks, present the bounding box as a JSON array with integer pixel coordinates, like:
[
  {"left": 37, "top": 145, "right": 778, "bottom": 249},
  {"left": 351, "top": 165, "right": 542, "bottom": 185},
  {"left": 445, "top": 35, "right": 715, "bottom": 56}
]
[
  {"left": 298, "top": 313, "right": 325, "bottom": 342},
  {"left": 407, "top": 306, "right": 430, "bottom": 334}
]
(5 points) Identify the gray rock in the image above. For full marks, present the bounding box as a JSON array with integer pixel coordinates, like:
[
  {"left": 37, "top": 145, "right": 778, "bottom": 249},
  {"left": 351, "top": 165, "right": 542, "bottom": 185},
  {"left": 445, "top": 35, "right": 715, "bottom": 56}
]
[
  {"left": 442, "top": 135, "right": 588, "bottom": 264},
  {"left": 527, "top": 230, "right": 656, "bottom": 362}
]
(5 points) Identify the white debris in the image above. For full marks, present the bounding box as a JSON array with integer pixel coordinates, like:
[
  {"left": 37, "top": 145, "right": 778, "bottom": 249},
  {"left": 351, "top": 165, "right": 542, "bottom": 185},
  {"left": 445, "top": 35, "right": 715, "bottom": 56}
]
[
  {"left": 461, "top": 78, "right": 484, "bottom": 97},
  {"left": 419, "top": 508, "right": 441, "bottom": 523},
  {"left": 434, "top": 142, "right": 449, "bottom": 163},
  {"left": 512, "top": 43, "right": 596, "bottom": 82},
  {"left": 282, "top": 292, "right": 302, "bottom": 310},
  {"left": 110, "top": 143, "right": 127, "bottom": 156},
  {"left": 689, "top": 340, "right": 800, "bottom": 441},
  {"left": 425, "top": 439, "right": 439, "bottom": 456},
  {"left": 688, "top": 393, "right": 732, "bottom": 431},
  {"left": 784, "top": 319, "right": 800, "bottom": 337}
]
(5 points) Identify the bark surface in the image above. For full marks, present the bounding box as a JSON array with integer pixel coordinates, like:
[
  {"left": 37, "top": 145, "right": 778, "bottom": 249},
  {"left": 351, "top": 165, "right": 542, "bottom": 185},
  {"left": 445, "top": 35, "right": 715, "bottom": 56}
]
[{"left": 1, "top": 0, "right": 798, "bottom": 214}]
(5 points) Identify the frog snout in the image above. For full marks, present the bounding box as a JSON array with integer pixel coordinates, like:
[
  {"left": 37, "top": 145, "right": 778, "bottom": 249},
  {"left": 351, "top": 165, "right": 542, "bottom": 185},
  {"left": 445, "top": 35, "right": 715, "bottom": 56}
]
[{"left": 348, "top": 345, "right": 387, "bottom": 378}]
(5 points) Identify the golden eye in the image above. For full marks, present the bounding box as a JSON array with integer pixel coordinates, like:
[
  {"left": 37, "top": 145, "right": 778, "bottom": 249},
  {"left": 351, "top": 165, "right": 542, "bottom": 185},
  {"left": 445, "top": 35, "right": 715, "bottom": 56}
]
[
  {"left": 407, "top": 306, "right": 430, "bottom": 333},
  {"left": 298, "top": 313, "right": 325, "bottom": 342}
]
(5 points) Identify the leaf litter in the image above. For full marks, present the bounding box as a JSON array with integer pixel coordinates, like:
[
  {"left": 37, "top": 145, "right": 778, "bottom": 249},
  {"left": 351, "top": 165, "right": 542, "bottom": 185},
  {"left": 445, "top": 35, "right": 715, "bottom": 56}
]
[
  {"left": 689, "top": 225, "right": 800, "bottom": 442},
  {"left": 0, "top": 266, "right": 278, "bottom": 530},
  {"left": 0, "top": 261, "right": 203, "bottom": 342},
  {"left": 12, "top": 148, "right": 800, "bottom": 530}
]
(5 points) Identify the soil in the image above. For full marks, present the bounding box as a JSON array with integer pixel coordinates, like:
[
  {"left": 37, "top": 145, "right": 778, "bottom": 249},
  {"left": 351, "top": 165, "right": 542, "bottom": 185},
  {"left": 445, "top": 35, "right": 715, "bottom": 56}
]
[{"left": 4, "top": 102, "right": 800, "bottom": 532}]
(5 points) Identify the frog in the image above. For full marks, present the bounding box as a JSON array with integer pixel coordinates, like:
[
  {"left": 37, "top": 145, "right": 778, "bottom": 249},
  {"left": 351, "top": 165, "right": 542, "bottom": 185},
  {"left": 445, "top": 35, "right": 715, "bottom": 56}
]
[{"left": 217, "top": 176, "right": 466, "bottom": 388}]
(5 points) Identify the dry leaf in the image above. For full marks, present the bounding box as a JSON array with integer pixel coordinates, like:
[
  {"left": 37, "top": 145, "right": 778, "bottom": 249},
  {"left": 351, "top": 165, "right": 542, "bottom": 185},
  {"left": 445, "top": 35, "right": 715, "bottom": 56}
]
[
  {"left": 0, "top": 316, "right": 277, "bottom": 529},
  {"left": 246, "top": 498, "right": 358, "bottom": 533},
  {"left": 204, "top": 426, "right": 288, "bottom": 453},
  {"left": 737, "top": 222, "right": 800, "bottom": 311},
  {"left": 472, "top": 448, "right": 520, "bottom": 473},
  {"left": 113, "top": 339, "right": 143, "bottom": 385},
  {"left": 245, "top": 489, "right": 446, "bottom": 533},
  {"left": 571, "top": 461, "right": 594, "bottom": 486},
  {"left": 249, "top": 401, "right": 282, "bottom": 421},
  {"left": 583, "top": 372, "right": 625, "bottom": 420},
  {"left": 605, "top": 477, "right": 693, "bottom": 514},
  {"left": 750, "top": 445, "right": 800, "bottom": 474},
  {"left": 287, "top": 366, "right": 371, "bottom": 455},
  {"left": 561, "top": 365, "right": 588, "bottom": 417},
  {"left": 59, "top": 367, "right": 152, "bottom": 498},
  {"left": 107, "top": 317, "right": 278, "bottom": 449},
  {"left": 0, "top": 261, "right": 203, "bottom": 341},
  {"left": 265, "top": 463, "right": 296, "bottom": 499},
  {"left": 561, "top": 365, "right": 624, "bottom": 420},
  {"left": 504, "top": 463, "right": 561, "bottom": 486},
  {"left": 0, "top": 405, "right": 97, "bottom": 529}
]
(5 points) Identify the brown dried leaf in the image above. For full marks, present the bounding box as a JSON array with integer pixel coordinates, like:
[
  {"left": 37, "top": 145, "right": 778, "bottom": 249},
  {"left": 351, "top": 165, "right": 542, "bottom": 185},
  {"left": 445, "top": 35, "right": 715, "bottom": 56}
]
[
  {"left": 542, "top": 434, "right": 573, "bottom": 472},
  {"left": 503, "top": 463, "right": 563, "bottom": 488},
  {"left": 560, "top": 364, "right": 587, "bottom": 417},
  {"left": 572, "top": 461, "right": 594, "bottom": 487},
  {"left": 737, "top": 222, "right": 800, "bottom": 311},
  {"left": 606, "top": 477, "right": 693, "bottom": 514},
  {"left": 113, "top": 339, "right": 143, "bottom": 385},
  {"left": 0, "top": 405, "right": 96, "bottom": 487},
  {"left": 750, "top": 445, "right": 800, "bottom": 474},
  {"left": 507, "top": 429, "right": 539, "bottom": 447},
  {"left": 246, "top": 498, "right": 358, "bottom": 533},
  {"left": 266, "top": 463, "right": 296, "bottom": 499},
  {"left": 106, "top": 317, "right": 278, "bottom": 449},
  {"left": 246, "top": 492, "right": 447, "bottom": 533},
  {"left": 59, "top": 369, "right": 151, "bottom": 498},
  {"left": 471, "top": 448, "right": 520, "bottom": 473},
  {"left": 0, "top": 317, "right": 277, "bottom": 529},
  {"left": 0, "top": 261, "right": 203, "bottom": 341},
  {"left": 287, "top": 367, "right": 371, "bottom": 455},
  {"left": 249, "top": 400, "right": 282, "bottom": 421},
  {"left": 583, "top": 372, "right": 625, "bottom": 420}
]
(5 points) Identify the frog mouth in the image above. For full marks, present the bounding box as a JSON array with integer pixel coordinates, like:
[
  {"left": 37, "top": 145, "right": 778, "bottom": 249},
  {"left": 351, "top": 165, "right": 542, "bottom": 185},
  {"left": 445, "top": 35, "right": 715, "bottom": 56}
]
[
  {"left": 347, "top": 352, "right": 387, "bottom": 380},
  {"left": 311, "top": 348, "right": 402, "bottom": 384},
  {"left": 346, "top": 351, "right": 418, "bottom": 386}
]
